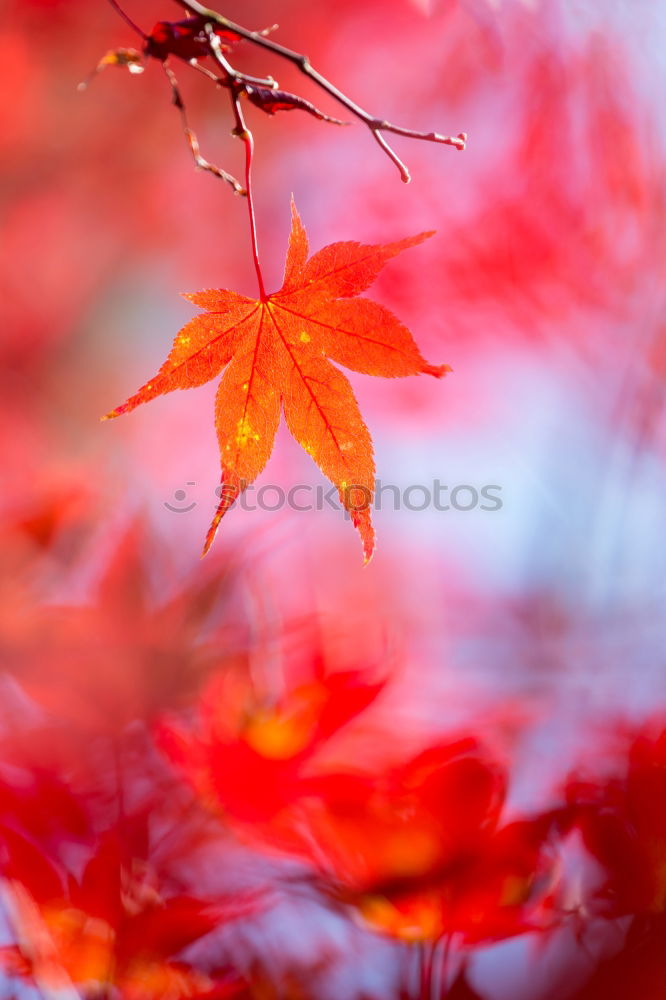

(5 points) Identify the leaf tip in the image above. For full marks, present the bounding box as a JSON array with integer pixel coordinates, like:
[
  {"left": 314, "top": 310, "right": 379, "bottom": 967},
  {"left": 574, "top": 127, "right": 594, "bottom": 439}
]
[
  {"left": 424, "top": 363, "right": 453, "bottom": 379},
  {"left": 202, "top": 518, "right": 219, "bottom": 558},
  {"left": 201, "top": 519, "right": 219, "bottom": 558},
  {"left": 352, "top": 507, "right": 375, "bottom": 566},
  {"left": 289, "top": 195, "right": 303, "bottom": 225},
  {"left": 203, "top": 479, "right": 241, "bottom": 556},
  {"left": 401, "top": 229, "right": 436, "bottom": 253}
]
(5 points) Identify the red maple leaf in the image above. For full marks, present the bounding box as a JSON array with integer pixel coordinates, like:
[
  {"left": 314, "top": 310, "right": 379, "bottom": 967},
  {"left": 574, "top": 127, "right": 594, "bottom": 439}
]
[{"left": 104, "top": 201, "right": 450, "bottom": 561}]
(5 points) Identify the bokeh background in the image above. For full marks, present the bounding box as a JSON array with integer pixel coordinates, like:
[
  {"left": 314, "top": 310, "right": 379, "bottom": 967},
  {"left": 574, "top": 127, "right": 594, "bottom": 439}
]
[{"left": 2, "top": 0, "right": 666, "bottom": 997}]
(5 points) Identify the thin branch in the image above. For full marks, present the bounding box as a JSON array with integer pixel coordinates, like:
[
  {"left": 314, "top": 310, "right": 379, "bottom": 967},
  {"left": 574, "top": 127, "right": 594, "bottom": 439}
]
[
  {"left": 372, "top": 129, "right": 411, "bottom": 185},
  {"left": 106, "top": 0, "right": 147, "bottom": 39},
  {"left": 188, "top": 57, "right": 278, "bottom": 91},
  {"left": 419, "top": 939, "right": 435, "bottom": 1000},
  {"left": 173, "top": 0, "right": 466, "bottom": 182},
  {"left": 186, "top": 56, "right": 277, "bottom": 95},
  {"left": 226, "top": 69, "right": 279, "bottom": 90},
  {"left": 162, "top": 61, "right": 245, "bottom": 193},
  {"left": 100, "top": 2, "right": 464, "bottom": 293},
  {"left": 435, "top": 934, "right": 453, "bottom": 999}
]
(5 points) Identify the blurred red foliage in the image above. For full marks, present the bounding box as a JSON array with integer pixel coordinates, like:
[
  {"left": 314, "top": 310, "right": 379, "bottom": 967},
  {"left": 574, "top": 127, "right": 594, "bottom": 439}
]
[{"left": 2, "top": 0, "right": 666, "bottom": 998}]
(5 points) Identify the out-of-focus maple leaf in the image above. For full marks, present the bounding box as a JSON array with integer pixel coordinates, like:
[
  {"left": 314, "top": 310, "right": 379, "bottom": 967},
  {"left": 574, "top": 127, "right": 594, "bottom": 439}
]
[
  {"left": 300, "top": 743, "right": 565, "bottom": 945},
  {"left": 316, "top": 741, "right": 505, "bottom": 894},
  {"left": 419, "top": 37, "right": 662, "bottom": 348},
  {"left": 567, "top": 722, "right": 666, "bottom": 917},
  {"left": 566, "top": 912, "right": 666, "bottom": 1000},
  {"left": 308, "top": 740, "right": 507, "bottom": 939},
  {"left": 105, "top": 201, "right": 449, "bottom": 561},
  {"left": 158, "top": 660, "right": 386, "bottom": 843},
  {"left": 0, "top": 767, "right": 88, "bottom": 849},
  {"left": 2, "top": 521, "right": 239, "bottom": 730},
  {"left": 0, "top": 829, "right": 248, "bottom": 999}
]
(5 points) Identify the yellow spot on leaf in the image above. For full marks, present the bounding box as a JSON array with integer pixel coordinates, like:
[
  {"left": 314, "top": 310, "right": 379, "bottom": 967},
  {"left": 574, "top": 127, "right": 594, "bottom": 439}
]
[
  {"left": 500, "top": 875, "right": 530, "bottom": 907},
  {"left": 236, "top": 417, "right": 260, "bottom": 448},
  {"left": 244, "top": 711, "right": 312, "bottom": 759},
  {"left": 358, "top": 894, "right": 442, "bottom": 942},
  {"left": 299, "top": 331, "right": 311, "bottom": 343}
]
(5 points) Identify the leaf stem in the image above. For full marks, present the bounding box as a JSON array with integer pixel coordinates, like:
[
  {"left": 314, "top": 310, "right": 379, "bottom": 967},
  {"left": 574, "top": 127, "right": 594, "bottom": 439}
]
[
  {"left": 238, "top": 107, "right": 266, "bottom": 300},
  {"left": 204, "top": 24, "right": 266, "bottom": 298},
  {"left": 419, "top": 939, "right": 434, "bottom": 999}
]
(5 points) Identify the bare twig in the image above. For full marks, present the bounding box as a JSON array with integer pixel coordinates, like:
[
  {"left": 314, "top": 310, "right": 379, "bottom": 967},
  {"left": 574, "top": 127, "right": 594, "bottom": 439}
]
[
  {"left": 107, "top": 0, "right": 146, "bottom": 38},
  {"left": 162, "top": 62, "right": 245, "bottom": 193},
  {"left": 172, "top": 0, "right": 466, "bottom": 182},
  {"left": 103, "top": 0, "right": 465, "bottom": 184},
  {"left": 99, "top": 1, "right": 466, "bottom": 296}
]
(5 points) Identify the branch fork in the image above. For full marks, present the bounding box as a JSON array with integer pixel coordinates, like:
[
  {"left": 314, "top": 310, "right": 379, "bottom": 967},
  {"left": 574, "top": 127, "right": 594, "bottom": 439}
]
[{"left": 91, "top": 0, "right": 467, "bottom": 297}]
